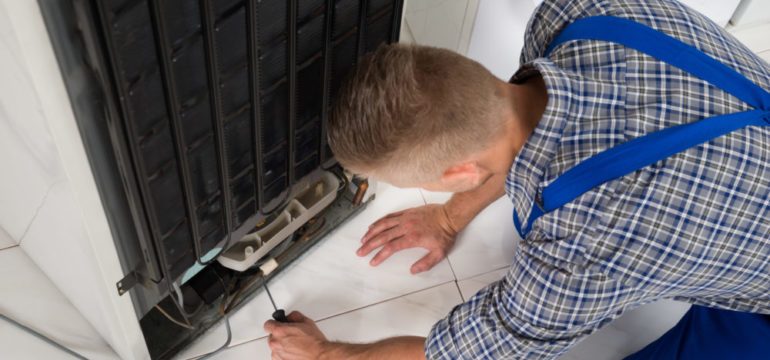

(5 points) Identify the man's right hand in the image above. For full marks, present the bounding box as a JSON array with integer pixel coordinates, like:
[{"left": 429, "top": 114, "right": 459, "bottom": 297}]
[{"left": 356, "top": 204, "right": 459, "bottom": 274}]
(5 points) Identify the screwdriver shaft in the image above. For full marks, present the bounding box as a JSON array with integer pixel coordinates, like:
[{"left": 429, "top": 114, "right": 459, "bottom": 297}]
[{"left": 263, "top": 283, "right": 278, "bottom": 311}]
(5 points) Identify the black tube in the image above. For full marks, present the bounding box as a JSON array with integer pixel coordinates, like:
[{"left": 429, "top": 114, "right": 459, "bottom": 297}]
[
  {"left": 148, "top": 0, "right": 204, "bottom": 263},
  {"left": 391, "top": 0, "right": 405, "bottom": 42},
  {"left": 199, "top": 0, "right": 234, "bottom": 264},
  {"left": 320, "top": 0, "right": 334, "bottom": 163},
  {"left": 357, "top": 0, "right": 368, "bottom": 58},
  {"left": 288, "top": 0, "right": 298, "bottom": 186},
  {"left": 247, "top": 0, "right": 265, "bottom": 209},
  {"left": 92, "top": 0, "right": 165, "bottom": 281}
]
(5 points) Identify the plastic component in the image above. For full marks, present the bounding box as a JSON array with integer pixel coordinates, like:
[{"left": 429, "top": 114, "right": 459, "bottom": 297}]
[
  {"left": 217, "top": 172, "right": 338, "bottom": 271},
  {"left": 259, "top": 258, "right": 279, "bottom": 276}
]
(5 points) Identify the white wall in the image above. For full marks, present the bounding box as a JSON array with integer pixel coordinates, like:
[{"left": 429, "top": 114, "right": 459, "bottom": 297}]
[
  {"left": 403, "top": 0, "right": 746, "bottom": 82},
  {"left": 399, "top": 0, "right": 479, "bottom": 54},
  {"left": 465, "top": 0, "right": 538, "bottom": 80}
]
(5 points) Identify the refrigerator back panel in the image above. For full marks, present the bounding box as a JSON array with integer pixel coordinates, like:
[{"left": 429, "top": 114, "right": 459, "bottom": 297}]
[
  {"left": 90, "top": 0, "right": 402, "bottom": 284},
  {"left": 38, "top": 0, "right": 402, "bottom": 358}
]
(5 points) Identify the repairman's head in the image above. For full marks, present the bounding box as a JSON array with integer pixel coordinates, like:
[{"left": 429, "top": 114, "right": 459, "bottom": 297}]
[{"left": 329, "top": 43, "right": 515, "bottom": 193}]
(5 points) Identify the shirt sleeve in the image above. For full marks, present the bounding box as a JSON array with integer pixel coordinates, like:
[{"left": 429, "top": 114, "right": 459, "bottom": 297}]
[{"left": 425, "top": 243, "right": 651, "bottom": 359}]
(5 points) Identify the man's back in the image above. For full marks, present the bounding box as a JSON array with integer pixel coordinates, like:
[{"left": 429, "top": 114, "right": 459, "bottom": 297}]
[{"left": 427, "top": 0, "right": 770, "bottom": 358}]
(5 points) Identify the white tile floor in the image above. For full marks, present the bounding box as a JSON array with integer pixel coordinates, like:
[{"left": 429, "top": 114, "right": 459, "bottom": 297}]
[
  {"left": 177, "top": 183, "right": 691, "bottom": 360},
  {"left": 0, "top": 247, "right": 117, "bottom": 359}
]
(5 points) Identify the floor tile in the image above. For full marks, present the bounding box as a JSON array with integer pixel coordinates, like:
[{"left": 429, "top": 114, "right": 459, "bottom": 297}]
[
  {"left": 316, "top": 281, "right": 462, "bottom": 342},
  {"left": 0, "top": 316, "right": 81, "bottom": 360},
  {"left": 18, "top": 180, "right": 135, "bottom": 355},
  {"left": 421, "top": 191, "right": 520, "bottom": 280},
  {"left": 729, "top": 23, "right": 770, "bottom": 54},
  {"left": 560, "top": 300, "right": 690, "bottom": 360},
  {"left": 456, "top": 267, "right": 509, "bottom": 301},
  {"left": 0, "top": 225, "right": 15, "bottom": 250},
  {"left": 209, "top": 337, "right": 269, "bottom": 360},
  {"left": 175, "top": 289, "right": 275, "bottom": 359},
  {"left": 759, "top": 50, "right": 770, "bottom": 63},
  {"left": 0, "top": 5, "right": 66, "bottom": 243},
  {"left": 0, "top": 247, "right": 116, "bottom": 359},
  {"left": 266, "top": 183, "right": 455, "bottom": 321},
  {"left": 211, "top": 281, "right": 463, "bottom": 360}
]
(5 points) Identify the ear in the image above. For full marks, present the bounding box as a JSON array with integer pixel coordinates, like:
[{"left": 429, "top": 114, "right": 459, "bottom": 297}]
[{"left": 440, "top": 162, "right": 482, "bottom": 187}]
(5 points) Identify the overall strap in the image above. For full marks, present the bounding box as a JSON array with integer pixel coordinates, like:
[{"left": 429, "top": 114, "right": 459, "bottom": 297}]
[
  {"left": 545, "top": 16, "right": 770, "bottom": 110},
  {"left": 514, "top": 16, "right": 770, "bottom": 239}
]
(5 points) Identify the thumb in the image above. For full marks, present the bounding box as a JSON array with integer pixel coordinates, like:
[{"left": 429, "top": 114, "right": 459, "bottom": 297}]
[{"left": 410, "top": 251, "right": 444, "bottom": 274}]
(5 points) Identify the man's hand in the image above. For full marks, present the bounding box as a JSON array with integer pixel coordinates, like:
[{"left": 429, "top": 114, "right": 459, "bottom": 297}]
[
  {"left": 264, "top": 311, "right": 328, "bottom": 360},
  {"left": 357, "top": 204, "right": 458, "bottom": 274},
  {"left": 264, "top": 312, "right": 426, "bottom": 360}
]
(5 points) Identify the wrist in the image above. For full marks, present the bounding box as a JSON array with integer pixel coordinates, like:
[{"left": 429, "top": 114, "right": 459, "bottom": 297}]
[
  {"left": 319, "top": 341, "right": 355, "bottom": 360},
  {"left": 441, "top": 203, "right": 467, "bottom": 236},
  {"left": 318, "top": 340, "right": 337, "bottom": 360}
]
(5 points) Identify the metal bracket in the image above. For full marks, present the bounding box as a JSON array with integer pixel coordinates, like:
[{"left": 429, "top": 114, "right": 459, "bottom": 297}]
[{"left": 116, "top": 271, "right": 139, "bottom": 296}]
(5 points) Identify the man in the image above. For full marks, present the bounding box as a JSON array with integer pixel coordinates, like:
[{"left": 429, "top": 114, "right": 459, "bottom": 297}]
[{"left": 264, "top": 0, "right": 770, "bottom": 358}]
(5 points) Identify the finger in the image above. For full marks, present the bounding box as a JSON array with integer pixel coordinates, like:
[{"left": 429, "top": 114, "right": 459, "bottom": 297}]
[
  {"left": 361, "top": 217, "right": 400, "bottom": 243},
  {"left": 382, "top": 209, "right": 408, "bottom": 219},
  {"left": 370, "top": 237, "right": 412, "bottom": 266},
  {"left": 264, "top": 320, "right": 278, "bottom": 333},
  {"left": 264, "top": 320, "right": 291, "bottom": 336},
  {"left": 268, "top": 336, "right": 283, "bottom": 352},
  {"left": 357, "top": 227, "right": 405, "bottom": 256},
  {"left": 287, "top": 311, "right": 306, "bottom": 323},
  {"left": 410, "top": 251, "right": 445, "bottom": 274}
]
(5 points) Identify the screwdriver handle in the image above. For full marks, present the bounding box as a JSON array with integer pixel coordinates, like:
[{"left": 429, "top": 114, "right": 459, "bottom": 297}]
[{"left": 272, "top": 309, "right": 289, "bottom": 323}]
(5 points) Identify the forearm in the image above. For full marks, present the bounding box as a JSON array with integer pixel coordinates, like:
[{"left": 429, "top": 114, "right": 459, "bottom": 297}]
[
  {"left": 443, "top": 172, "right": 507, "bottom": 231},
  {"left": 321, "top": 336, "right": 426, "bottom": 360}
]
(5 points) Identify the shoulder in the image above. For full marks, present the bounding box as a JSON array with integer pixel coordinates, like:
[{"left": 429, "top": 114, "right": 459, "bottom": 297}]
[{"left": 520, "top": 0, "right": 617, "bottom": 64}]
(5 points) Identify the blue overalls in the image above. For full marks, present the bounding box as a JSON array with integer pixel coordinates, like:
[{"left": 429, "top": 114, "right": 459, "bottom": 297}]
[{"left": 512, "top": 16, "right": 770, "bottom": 359}]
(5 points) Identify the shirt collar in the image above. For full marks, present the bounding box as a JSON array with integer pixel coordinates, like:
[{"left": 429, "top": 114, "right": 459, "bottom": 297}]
[{"left": 505, "top": 58, "right": 575, "bottom": 232}]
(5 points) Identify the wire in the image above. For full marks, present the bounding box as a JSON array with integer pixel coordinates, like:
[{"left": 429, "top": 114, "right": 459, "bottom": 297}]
[
  {"left": 197, "top": 270, "right": 233, "bottom": 359},
  {"left": 334, "top": 168, "right": 349, "bottom": 192},
  {"left": 0, "top": 313, "right": 87, "bottom": 359},
  {"left": 167, "top": 278, "right": 203, "bottom": 319},
  {"left": 198, "top": 313, "right": 231, "bottom": 360},
  {"left": 298, "top": 217, "right": 326, "bottom": 242},
  {"left": 172, "top": 282, "right": 185, "bottom": 310},
  {"left": 154, "top": 304, "right": 195, "bottom": 330}
]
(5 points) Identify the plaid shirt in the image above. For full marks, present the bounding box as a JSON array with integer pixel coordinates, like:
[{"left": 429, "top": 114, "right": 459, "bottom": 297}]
[{"left": 425, "top": 0, "right": 770, "bottom": 358}]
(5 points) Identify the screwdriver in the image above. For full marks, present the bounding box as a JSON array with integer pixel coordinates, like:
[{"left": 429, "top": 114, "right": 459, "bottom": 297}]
[{"left": 263, "top": 283, "right": 288, "bottom": 322}]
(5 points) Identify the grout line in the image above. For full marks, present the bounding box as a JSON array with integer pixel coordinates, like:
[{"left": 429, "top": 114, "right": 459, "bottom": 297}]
[
  {"left": 417, "top": 189, "right": 429, "bottom": 205},
  {"left": 0, "top": 244, "right": 21, "bottom": 251},
  {"left": 455, "top": 264, "right": 511, "bottom": 283},
  {"left": 310, "top": 280, "right": 458, "bottom": 324},
  {"left": 220, "top": 280, "right": 461, "bottom": 351},
  {"left": 454, "top": 280, "right": 466, "bottom": 302},
  {"left": 223, "top": 334, "right": 269, "bottom": 351},
  {"left": 445, "top": 253, "right": 459, "bottom": 282},
  {"left": 17, "top": 181, "right": 62, "bottom": 247}
]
